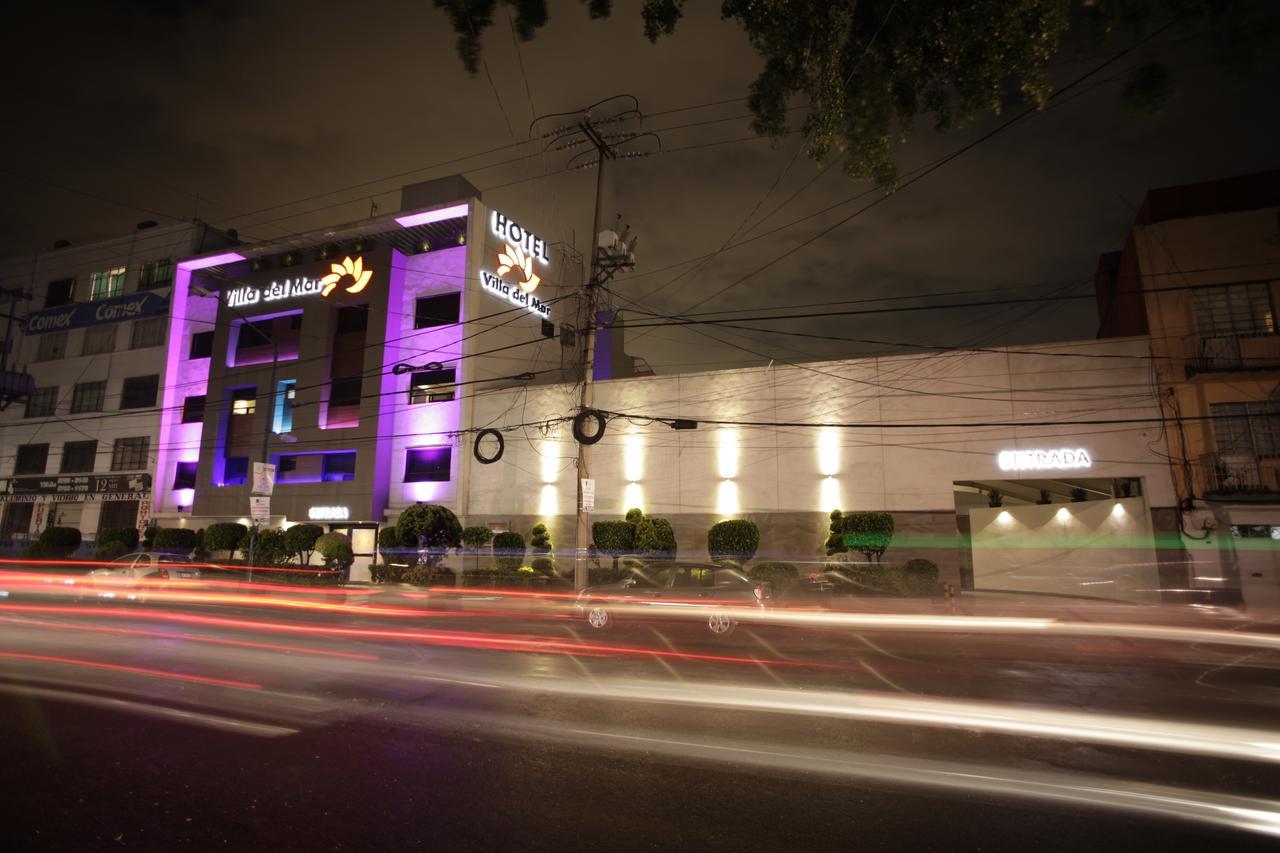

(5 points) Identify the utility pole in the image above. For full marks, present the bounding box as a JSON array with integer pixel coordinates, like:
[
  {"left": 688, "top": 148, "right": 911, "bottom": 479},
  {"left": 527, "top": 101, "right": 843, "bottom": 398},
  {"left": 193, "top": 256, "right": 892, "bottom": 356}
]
[{"left": 245, "top": 335, "right": 279, "bottom": 582}]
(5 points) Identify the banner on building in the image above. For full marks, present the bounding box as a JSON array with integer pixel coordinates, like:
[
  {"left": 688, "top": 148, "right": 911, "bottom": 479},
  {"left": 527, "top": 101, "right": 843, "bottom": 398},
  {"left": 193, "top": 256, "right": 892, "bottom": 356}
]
[
  {"left": 23, "top": 291, "right": 170, "bottom": 335},
  {"left": 0, "top": 474, "right": 151, "bottom": 502}
]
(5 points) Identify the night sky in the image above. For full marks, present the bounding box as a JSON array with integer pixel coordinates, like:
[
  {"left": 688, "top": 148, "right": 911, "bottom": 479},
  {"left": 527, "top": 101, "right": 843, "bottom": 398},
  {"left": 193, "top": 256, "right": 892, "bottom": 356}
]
[{"left": 5, "top": 1, "right": 1279, "bottom": 374}]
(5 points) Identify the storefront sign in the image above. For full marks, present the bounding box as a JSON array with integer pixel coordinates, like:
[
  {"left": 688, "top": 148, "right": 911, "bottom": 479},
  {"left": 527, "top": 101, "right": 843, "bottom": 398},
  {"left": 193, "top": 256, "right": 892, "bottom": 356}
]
[
  {"left": 225, "top": 256, "right": 372, "bottom": 308},
  {"left": 483, "top": 211, "right": 552, "bottom": 318},
  {"left": 308, "top": 505, "right": 350, "bottom": 521},
  {"left": 997, "top": 448, "right": 1092, "bottom": 472},
  {"left": 0, "top": 473, "right": 151, "bottom": 501},
  {"left": 480, "top": 271, "right": 552, "bottom": 317},
  {"left": 24, "top": 291, "right": 170, "bottom": 335}
]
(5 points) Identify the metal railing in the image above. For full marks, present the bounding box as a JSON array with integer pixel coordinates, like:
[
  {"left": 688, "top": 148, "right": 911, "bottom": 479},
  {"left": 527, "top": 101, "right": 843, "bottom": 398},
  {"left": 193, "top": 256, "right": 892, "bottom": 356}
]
[
  {"left": 1185, "top": 331, "right": 1280, "bottom": 374},
  {"left": 1201, "top": 452, "right": 1280, "bottom": 495}
]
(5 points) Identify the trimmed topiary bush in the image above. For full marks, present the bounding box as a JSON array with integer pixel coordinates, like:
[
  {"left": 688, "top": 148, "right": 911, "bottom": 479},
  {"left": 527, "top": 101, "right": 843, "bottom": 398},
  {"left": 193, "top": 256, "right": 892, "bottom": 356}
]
[
  {"left": 707, "top": 519, "right": 759, "bottom": 564},
  {"left": 316, "top": 532, "right": 354, "bottom": 571},
  {"left": 461, "top": 526, "right": 493, "bottom": 549},
  {"left": 98, "top": 527, "right": 140, "bottom": 550},
  {"left": 153, "top": 527, "right": 199, "bottom": 552},
  {"left": 842, "top": 511, "right": 894, "bottom": 563},
  {"left": 94, "top": 541, "right": 132, "bottom": 562},
  {"left": 204, "top": 522, "right": 247, "bottom": 559},
  {"left": 492, "top": 531, "right": 526, "bottom": 573},
  {"left": 592, "top": 520, "right": 636, "bottom": 569},
  {"left": 38, "top": 526, "right": 83, "bottom": 558},
  {"left": 624, "top": 507, "right": 644, "bottom": 523},
  {"left": 824, "top": 509, "right": 847, "bottom": 556},
  {"left": 396, "top": 504, "right": 462, "bottom": 567},
  {"left": 635, "top": 516, "right": 677, "bottom": 559},
  {"left": 283, "top": 523, "right": 324, "bottom": 565},
  {"left": 748, "top": 561, "right": 800, "bottom": 597}
]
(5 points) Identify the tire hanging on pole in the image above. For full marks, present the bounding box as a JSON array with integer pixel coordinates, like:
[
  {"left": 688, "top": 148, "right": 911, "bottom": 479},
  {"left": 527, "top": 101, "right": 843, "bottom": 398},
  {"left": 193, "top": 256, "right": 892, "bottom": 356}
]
[
  {"left": 473, "top": 428, "right": 505, "bottom": 464},
  {"left": 572, "top": 409, "right": 607, "bottom": 445}
]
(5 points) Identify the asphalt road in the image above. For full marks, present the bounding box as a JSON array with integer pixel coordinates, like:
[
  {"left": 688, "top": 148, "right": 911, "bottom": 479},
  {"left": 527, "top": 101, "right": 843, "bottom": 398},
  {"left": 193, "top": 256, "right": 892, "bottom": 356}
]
[{"left": 0, "top": 573, "right": 1277, "bottom": 850}]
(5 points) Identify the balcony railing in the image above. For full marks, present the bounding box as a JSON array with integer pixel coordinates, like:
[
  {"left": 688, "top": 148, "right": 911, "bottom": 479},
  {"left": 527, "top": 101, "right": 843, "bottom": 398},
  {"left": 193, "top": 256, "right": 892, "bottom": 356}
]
[
  {"left": 1201, "top": 452, "right": 1280, "bottom": 496},
  {"left": 1185, "top": 332, "right": 1280, "bottom": 375}
]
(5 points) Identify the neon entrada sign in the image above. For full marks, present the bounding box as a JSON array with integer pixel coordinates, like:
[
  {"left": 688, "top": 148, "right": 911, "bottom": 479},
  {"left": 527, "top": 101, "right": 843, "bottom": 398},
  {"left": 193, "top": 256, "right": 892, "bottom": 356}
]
[
  {"left": 225, "top": 256, "right": 372, "bottom": 308},
  {"left": 997, "top": 448, "right": 1092, "bottom": 472}
]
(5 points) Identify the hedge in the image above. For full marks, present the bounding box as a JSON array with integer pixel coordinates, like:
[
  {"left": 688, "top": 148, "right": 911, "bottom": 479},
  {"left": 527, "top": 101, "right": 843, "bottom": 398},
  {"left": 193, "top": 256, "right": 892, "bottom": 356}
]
[
  {"left": 153, "top": 527, "right": 199, "bottom": 552},
  {"left": 98, "top": 527, "right": 140, "bottom": 550},
  {"left": 38, "top": 526, "right": 82, "bottom": 558},
  {"left": 748, "top": 561, "right": 800, "bottom": 596},
  {"left": 591, "top": 520, "right": 635, "bottom": 566},
  {"left": 492, "top": 531, "right": 526, "bottom": 573},
  {"left": 634, "top": 516, "right": 676, "bottom": 558},
  {"left": 842, "top": 511, "right": 894, "bottom": 563},
  {"left": 204, "top": 522, "right": 247, "bottom": 557},
  {"left": 707, "top": 519, "right": 760, "bottom": 563}
]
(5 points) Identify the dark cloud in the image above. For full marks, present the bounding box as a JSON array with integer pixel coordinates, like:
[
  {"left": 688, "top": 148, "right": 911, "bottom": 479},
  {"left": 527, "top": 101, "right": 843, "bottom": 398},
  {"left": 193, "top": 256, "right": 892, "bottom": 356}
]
[{"left": 3, "top": 1, "right": 1279, "bottom": 372}]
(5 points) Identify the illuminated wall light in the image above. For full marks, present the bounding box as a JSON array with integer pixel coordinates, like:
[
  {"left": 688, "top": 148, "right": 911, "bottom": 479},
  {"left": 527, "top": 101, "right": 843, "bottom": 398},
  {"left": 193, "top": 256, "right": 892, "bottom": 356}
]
[
  {"left": 538, "top": 483, "right": 558, "bottom": 517},
  {"left": 716, "top": 480, "right": 740, "bottom": 517},
  {"left": 820, "top": 476, "right": 841, "bottom": 512},
  {"left": 818, "top": 429, "right": 840, "bottom": 477},
  {"left": 394, "top": 203, "right": 469, "bottom": 228},
  {"left": 541, "top": 439, "right": 560, "bottom": 485},
  {"left": 1111, "top": 502, "right": 1127, "bottom": 518},
  {"left": 717, "top": 429, "right": 739, "bottom": 480},
  {"left": 996, "top": 510, "right": 1013, "bottom": 525},
  {"left": 623, "top": 481, "right": 644, "bottom": 514},
  {"left": 623, "top": 434, "right": 645, "bottom": 484},
  {"left": 174, "top": 488, "right": 195, "bottom": 509},
  {"left": 1056, "top": 506, "right": 1071, "bottom": 521}
]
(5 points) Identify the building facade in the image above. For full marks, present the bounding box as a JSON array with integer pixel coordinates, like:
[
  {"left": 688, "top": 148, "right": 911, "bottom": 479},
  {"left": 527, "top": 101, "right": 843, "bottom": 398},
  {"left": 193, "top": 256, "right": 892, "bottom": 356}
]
[
  {"left": 0, "top": 222, "right": 236, "bottom": 547},
  {"left": 1096, "top": 169, "right": 1280, "bottom": 611}
]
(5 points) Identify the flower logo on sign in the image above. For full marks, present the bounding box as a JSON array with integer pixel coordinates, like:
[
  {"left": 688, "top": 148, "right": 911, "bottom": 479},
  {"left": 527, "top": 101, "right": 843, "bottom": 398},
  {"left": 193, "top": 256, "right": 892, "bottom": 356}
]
[
  {"left": 319, "top": 256, "right": 373, "bottom": 297},
  {"left": 496, "top": 244, "right": 541, "bottom": 293}
]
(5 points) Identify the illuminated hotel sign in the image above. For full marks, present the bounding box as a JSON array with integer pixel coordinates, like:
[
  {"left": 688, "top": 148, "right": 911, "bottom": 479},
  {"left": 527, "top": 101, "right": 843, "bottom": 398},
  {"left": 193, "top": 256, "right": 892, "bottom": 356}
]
[
  {"left": 308, "top": 505, "right": 350, "bottom": 520},
  {"left": 225, "top": 256, "right": 372, "bottom": 309},
  {"left": 997, "top": 448, "right": 1092, "bottom": 472},
  {"left": 482, "top": 210, "right": 552, "bottom": 318}
]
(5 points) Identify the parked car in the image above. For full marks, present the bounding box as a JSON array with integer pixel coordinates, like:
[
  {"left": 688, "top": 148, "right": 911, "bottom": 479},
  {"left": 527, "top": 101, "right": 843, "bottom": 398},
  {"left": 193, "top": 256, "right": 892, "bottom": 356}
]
[
  {"left": 86, "top": 551, "right": 203, "bottom": 601},
  {"left": 576, "top": 563, "right": 770, "bottom": 636}
]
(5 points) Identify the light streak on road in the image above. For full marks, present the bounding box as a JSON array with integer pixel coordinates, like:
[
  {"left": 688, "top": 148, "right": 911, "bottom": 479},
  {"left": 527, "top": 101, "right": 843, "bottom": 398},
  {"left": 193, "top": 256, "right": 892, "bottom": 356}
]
[{"left": 0, "top": 650, "right": 262, "bottom": 689}]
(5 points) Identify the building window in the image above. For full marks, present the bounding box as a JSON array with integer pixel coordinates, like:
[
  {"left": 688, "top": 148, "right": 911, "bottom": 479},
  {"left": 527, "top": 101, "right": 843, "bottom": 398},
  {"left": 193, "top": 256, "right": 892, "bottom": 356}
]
[
  {"left": 1213, "top": 401, "right": 1280, "bottom": 457},
  {"left": 173, "top": 461, "right": 198, "bottom": 490},
  {"left": 1193, "top": 284, "right": 1276, "bottom": 337},
  {"left": 414, "top": 292, "right": 461, "bottom": 329},
  {"left": 24, "top": 387, "right": 58, "bottom": 418},
  {"left": 111, "top": 437, "right": 150, "bottom": 471},
  {"left": 129, "top": 317, "right": 166, "bottom": 349},
  {"left": 60, "top": 440, "right": 98, "bottom": 473},
  {"left": 45, "top": 278, "right": 75, "bottom": 308},
  {"left": 120, "top": 375, "right": 160, "bottom": 409},
  {"left": 224, "top": 456, "right": 249, "bottom": 485},
  {"left": 237, "top": 319, "right": 274, "bottom": 350},
  {"left": 322, "top": 451, "right": 357, "bottom": 482},
  {"left": 189, "top": 330, "right": 214, "bottom": 359},
  {"left": 232, "top": 312, "right": 302, "bottom": 365},
  {"left": 14, "top": 443, "right": 49, "bottom": 475},
  {"left": 273, "top": 380, "right": 296, "bottom": 433},
  {"left": 329, "top": 377, "right": 362, "bottom": 408},
  {"left": 231, "top": 389, "right": 256, "bottom": 416},
  {"left": 405, "top": 446, "right": 451, "bottom": 482},
  {"left": 89, "top": 267, "right": 127, "bottom": 300},
  {"left": 35, "top": 332, "right": 69, "bottom": 362},
  {"left": 335, "top": 305, "right": 369, "bottom": 335},
  {"left": 70, "top": 380, "right": 106, "bottom": 414},
  {"left": 181, "top": 395, "right": 206, "bottom": 424},
  {"left": 409, "top": 367, "right": 456, "bottom": 404},
  {"left": 2, "top": 503, "right": 34, "bottom": 539},
  {"left": 138, "top": 259, "right": 174, "bottom": 290},
  {"left": 81, "top": 325, "right": 116, "bottom": 356}
]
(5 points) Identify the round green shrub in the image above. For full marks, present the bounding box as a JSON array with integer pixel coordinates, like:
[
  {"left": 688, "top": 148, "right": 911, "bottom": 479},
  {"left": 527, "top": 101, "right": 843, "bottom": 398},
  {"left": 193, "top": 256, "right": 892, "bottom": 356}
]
[
  {"left": 153, "top": 527, "right": 199, "bottom": 552},
  {"left": 396, "top": 504, "right": 462, "bottom": 566},
  {"left": 204, "top": 522, "right": 247, "bottom": 557},
  {"left": 707, "top": 519, "right": 759, "bottom": 563},
  {"left": 842, "top": 511, "right": 895, "bottom": 563},
  {"left": 316, "top": 532, "right": 354, "bottom": 569},
  {"left": 624, "top": 507, "right": 644, "bottom": 523},
  {"left": 492, "top": 531, "right": 525, "bottom": 573},
  {"left": 21, "top": 542, "right": 49, "bottom": 560},
  {"left": 530, "top": 522, "right": 551, "bottom": 553},
  {"left": 591, "top": 520, "right": 635, "bottom": 566},
  {"left": 378, "top": 526, "right": 402, "bottom": 549},
  {"left": 461, "top": 525, "right": 493, "bottom": 549},
  {"left": 98, "top": 527, "right": 140, "bottom": 550},
  {"left": 247, "top": 528, "right": 290, "bottom": 567},
  {"left": 635, "top": 516, "right": 676, "bottom": 558},
  {"left": 283, "top": 523, "right": 324, "bottom": 564},
  {"left": 38, "top": 526, "right": 83, "bottom": 558},
  {"left": 748, "top": 561, "right": 800, "bottom": 596},
  {"left": 94, "top": 541, "right": 133, "bottom": 562}
]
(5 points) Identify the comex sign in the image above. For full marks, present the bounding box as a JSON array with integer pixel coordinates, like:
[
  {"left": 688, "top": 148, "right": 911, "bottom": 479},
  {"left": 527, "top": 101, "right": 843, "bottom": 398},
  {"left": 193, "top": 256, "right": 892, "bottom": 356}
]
[
  {"left": 225, "top": 256, "right": 373, "bottom": 309},
  {"left": 481, "top": 211, "right": 551, "bottom": 318},
  {"left": 997, "top": 448, "right": 1092, "bottom": 472}
]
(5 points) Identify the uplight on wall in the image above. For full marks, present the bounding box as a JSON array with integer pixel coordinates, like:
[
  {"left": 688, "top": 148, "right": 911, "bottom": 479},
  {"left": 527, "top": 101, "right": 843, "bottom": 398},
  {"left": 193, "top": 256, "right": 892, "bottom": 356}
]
[
  {"left": 622, "top": 434, "right": 645, "bottom": 512},
  {"left": 539, "top": 439, "right": 559, "bottom": 517},
  {"left": 716, "top": 479, "right": 740, "bottom": 516},
  {"left": 820, "top": 476, "right": 841, "bottom": 512},
  {"left": 996, "top": 510, "right": 1013, "bottom": 526},
  {"left": 539, "top": 483, "right": 558, "bottom": 517},
  {"left": 717, "top": 430, "right": 739, "bottom": 480},
  {"left": 818, "top": 428, "right": 841, "bottom": 510}
]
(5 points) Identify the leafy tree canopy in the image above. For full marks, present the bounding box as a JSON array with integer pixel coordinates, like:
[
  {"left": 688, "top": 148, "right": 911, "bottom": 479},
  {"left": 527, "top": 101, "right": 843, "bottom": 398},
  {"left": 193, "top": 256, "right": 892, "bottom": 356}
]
[{"left": 433, "top": 0, "right": 1272, "bottom": 185}]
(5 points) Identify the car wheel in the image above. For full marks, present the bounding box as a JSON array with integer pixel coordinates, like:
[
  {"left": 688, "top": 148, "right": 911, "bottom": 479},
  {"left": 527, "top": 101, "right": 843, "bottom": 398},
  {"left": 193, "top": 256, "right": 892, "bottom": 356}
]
[
  {"left": 707, "top": 612, "right": 736, "bottom": 637},
  {"left": 586, "top": 604, "right": 612, "bottom": 630}
]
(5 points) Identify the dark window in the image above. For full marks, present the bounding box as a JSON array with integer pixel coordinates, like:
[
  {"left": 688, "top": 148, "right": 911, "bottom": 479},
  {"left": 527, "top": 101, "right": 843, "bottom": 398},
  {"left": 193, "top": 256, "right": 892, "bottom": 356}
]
[
  {"left": 25, "top": 387, "right": 58, "bottom": 418},
  {"left": 129, "top": 317, "right": 166, "bottom": 349},
  {"left": 1212, "top": 401, "right": 1280, "bottom": 457},
  {"left": 189, "top": 331, "right": 214, "bottom": 359},
  {"left": 45, "top": 278, "right": 75, "bottom": 308},
  {"left": 322, "top": 452, "right": 357, "bottom": 482},
  {"left": 111, "top": 437, "right": 150, "bottom": 471},
  {"left": 15, "top": 443, "right": 49, "bottom": 475},
  {"left": 2, "top": 503, "right": 34, "bottom": 538},
  {"left": 335, "top": 305, "right": 369, "bottom": 335},
  {"left": 35, "top": 332, "right": 69, "bottom": 362},
  {"left": 404, "top": 446, "right": 451, "bottom": 482},
  {"left": 277, "top": 455, "right": 298, "bottom": 473},
  {"left": 237, "top": 319, "right": 274, "bottom": 349},
  {"left": 173, "top": 461, "right": 198, "bottom": 489},
  {"left": 120, "top": 375, "right": 160, "bottom": 409},
  {"left": 409, "top": 367, "right": 456, "bottom": 404},
  {"left": 224, "top": 456, "right": 249, "bottom": 485},
  {"left": 414, "top": 293, "right": 461, "bottom": 329},
  {"left": 181, "top": 395, "right": 206, "bottom": 423},
  {"left": 70, "top": 380, "right": 106, "bottom": 413},
  {"left": 329, "top": 377, "right": 362, "bottom": 408},
  {"left": 60, "top": 440, "right": 97, "bottom": 473},
  {"left": 138, "top": 259, "right": 174, "bottom": 290},
  {"left": 1193, "top": 284, "right": 1276, "bottom": 337},
  {"left": 81, "top": 325, "right": 116, "bottom": 356}
]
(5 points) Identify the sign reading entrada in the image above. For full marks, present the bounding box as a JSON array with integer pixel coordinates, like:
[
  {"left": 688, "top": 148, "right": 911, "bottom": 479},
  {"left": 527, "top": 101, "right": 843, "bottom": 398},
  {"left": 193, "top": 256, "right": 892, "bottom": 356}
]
[
  {"left": 225, "top": 256, "right": 372, "bottom": 309},
  {"left": 997, "top": 448, "right": 1092, "bottom": 472},
  {"left": 483, "top": 210, "right": 552, "bottom": 318}
]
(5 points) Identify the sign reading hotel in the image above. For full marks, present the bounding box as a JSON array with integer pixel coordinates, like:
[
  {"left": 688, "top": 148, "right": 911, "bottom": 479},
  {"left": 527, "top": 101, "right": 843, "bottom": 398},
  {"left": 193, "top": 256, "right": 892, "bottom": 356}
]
[
  {"left": 997, "top": 448, "right": 1092, "bottom": 472},
  {"left": 481, "top": 210, "right": 552, "bottom": 318},
  {"left": 225, "top": 256, "right": 372, "bottom": 308}
]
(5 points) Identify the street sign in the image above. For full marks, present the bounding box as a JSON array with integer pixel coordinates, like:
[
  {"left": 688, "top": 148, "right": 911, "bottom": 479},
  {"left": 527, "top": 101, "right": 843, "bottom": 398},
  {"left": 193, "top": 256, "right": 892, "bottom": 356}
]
[
  {"left": 249, "top": 495, "right": 271, "bottom": 524},
  {"left": 580, "top": 478, "right": 595, "bottom": 512},
  {"left": 251, "top": 462, "right": 276, "bottom": 496}
]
